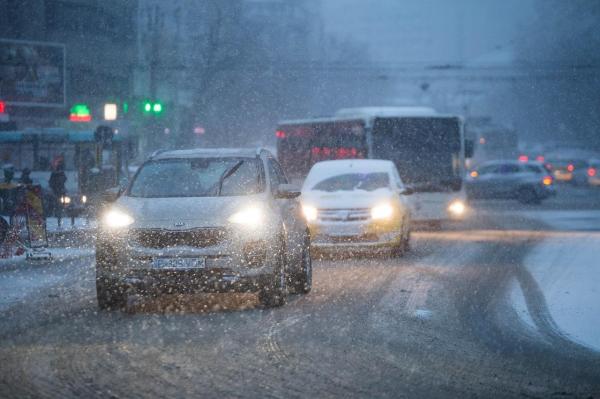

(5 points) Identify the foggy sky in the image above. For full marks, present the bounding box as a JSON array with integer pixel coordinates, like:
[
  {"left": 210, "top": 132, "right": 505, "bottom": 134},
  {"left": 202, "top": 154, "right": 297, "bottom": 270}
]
[{"left": 320, "top": 0, "right": 535, "bottom": 65}]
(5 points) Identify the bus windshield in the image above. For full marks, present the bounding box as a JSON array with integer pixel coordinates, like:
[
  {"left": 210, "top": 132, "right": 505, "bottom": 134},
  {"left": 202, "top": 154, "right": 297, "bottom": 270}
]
[{"left": 371, "top": 117, "right": 462, "bottom": 192}]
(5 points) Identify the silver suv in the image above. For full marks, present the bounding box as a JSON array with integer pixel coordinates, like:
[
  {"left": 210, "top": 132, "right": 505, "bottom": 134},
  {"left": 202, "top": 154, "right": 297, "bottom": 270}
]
[
  {"left": 96, "top": 148, "right": 311, "bottom": 309},
  {"left": 466, "top": 160, "right": 556, "bottom": 204}
]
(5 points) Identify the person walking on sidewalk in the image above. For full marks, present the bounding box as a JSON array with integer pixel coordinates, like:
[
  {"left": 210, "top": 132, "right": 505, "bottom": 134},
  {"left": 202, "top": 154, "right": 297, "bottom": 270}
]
[{"left": 49, "top": 158, "right": 67, "bottom": 219}]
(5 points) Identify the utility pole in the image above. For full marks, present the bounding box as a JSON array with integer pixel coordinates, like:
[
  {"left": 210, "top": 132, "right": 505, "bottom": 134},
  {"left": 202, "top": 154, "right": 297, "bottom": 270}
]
[{"left": 148, "top": 5, "right": 161, "bottom": 101}]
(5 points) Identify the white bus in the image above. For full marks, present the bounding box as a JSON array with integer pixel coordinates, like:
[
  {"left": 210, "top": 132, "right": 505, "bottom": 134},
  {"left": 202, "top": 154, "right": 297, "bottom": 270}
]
[{"left": 276, "top": 107, "right": 469, "bottom": 225}]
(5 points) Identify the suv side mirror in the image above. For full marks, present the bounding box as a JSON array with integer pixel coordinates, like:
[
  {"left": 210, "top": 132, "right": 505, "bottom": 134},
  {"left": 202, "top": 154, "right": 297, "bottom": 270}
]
[
  {"left": 102, "top": 186, "right": 121, "bottom": 203},
  {"left": 276, "top": 183, "right": 301, "bottom": 199},
  {"left": 399, "top": 186, "right": 414, "bottom": 195}
]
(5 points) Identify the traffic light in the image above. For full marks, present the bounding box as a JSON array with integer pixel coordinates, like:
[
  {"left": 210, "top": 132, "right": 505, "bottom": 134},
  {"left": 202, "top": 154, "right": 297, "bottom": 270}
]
[
  {"left": 69, "top": 104, "right": 91, "bottom": 122},
  {"left": 0, "top": 100, "right": 5, "bottom": 114},
  {"left": 142, "top": 100, "right": 164, "bottom": 116},
  {"left": 104, "top": 103, "right": 118, "bottom": 121}
]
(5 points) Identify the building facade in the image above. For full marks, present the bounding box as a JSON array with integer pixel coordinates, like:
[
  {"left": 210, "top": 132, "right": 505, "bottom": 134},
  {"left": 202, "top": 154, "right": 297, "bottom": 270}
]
[{"left": 0, "top": 0, "right": 137, "bottom": 129}]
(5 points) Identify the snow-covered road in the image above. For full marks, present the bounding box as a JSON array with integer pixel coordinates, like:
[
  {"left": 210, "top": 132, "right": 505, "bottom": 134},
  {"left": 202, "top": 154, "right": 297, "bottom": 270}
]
[{"left": 512, "top": 210, "right": 600, "bottom": 351}]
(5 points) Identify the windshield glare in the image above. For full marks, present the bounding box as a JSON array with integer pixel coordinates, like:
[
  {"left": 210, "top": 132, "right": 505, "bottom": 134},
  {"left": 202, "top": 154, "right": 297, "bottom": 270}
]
[
  {"left": 311, "top": 172, "right": 390, "bottom": 192},
  {"left": 128, "top": 158, "right": 261, "bottom": 198}
]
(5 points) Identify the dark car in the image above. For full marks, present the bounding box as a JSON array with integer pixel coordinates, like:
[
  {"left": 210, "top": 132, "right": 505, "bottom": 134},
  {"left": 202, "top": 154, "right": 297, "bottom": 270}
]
[
  {"left": 545, "top": 159, "right": 590, "bottom": 185},
  {"left": 95, "top": 148, "right": 312, "bottom": 310},
  {"left": 466, "top": 160, "right": 556, "bottom": 204}
]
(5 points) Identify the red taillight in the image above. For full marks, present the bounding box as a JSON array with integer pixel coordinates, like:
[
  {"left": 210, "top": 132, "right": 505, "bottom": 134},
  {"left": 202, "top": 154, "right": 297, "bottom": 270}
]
[
  {"left": 336, "top": 148, "right": 348, "bottom": 158},
  {"left": 518, "top": 155, "right": 528, "bottom": 162},
  {"left": 0, "top": 101, "right": 5, "bottom": 114},
  {"left": 542, "top": 175, "right": 553, "bottom": 186},
  {"left": 536, "top": 155, "right": 545, "bottom": 162},
  {"left": 567, "top": 164, "right": 574, "bottom": 172},
  {"left": 588, "top": 167, "right": 597, "bottom": 177},
  {"left": 275, "top": 130, "right": 286, "bottom": 138}
]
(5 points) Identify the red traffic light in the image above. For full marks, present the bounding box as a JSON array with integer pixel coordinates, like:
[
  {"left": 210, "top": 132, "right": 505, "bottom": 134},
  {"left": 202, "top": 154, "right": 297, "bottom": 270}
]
[{"left": 0, "top": 101, "right": 5, "bottom": 114}]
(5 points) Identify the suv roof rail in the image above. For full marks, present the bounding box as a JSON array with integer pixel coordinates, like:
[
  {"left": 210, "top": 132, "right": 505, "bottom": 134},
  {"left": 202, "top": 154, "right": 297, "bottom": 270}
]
[
  {"left": 256, "top": 147, "right": 268, "bottom": 157},
  {"left": 149, "top": 149, "right": 168, "bottom": 159}
]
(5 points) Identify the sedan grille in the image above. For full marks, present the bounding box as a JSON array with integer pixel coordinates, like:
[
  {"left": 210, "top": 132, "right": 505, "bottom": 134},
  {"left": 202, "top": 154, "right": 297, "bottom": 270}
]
[
  {"left": 318, "top": 208, "right": 370, "bottom": 222},
  {"left": 129, "top": 228, "right": 226, "bottom": 249}
]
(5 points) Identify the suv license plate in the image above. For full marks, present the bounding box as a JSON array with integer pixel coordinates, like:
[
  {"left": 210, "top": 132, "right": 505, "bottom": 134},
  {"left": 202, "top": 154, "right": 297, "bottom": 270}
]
[{"left": 153, "top": 257, "right": 206, "bottom": 269}]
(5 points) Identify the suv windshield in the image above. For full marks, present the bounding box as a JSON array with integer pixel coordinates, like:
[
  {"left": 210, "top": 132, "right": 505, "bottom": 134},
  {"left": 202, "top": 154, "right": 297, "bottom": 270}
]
[
  {"left": 128, "top": 157, "right": 262, "bottom": 198},
  {"left": 311, "top": 172, "right": 389, "bottom": 192}
]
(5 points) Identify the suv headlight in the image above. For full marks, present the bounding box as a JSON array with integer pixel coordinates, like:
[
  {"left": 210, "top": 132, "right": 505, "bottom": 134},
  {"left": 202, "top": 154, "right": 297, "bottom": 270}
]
[
  {"left": 302, "top": 205, "right": 318, "bottom": 222},
  {"left": 371, "top": 203, "right": 394, "bottom": 220},
  {"left": 102, "top": 209, "right": 134, "bottom": 228},
  {"left": 228, "top": 206, "right": 264, "bottom": 226}
]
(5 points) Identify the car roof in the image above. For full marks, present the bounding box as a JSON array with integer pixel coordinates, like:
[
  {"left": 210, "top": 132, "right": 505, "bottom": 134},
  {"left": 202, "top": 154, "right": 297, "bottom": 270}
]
[
  {"left": 150, "top": 148, "right": 272, "bottom": 160},
  {"left": 477, "top": 160, "right": 544, "bottom": 168},
  {"left": 303, "top": 159, "right": 396, "bottom": 190},
  {"left": 309, "top": 159, "right": 395, "bottom": 172}
]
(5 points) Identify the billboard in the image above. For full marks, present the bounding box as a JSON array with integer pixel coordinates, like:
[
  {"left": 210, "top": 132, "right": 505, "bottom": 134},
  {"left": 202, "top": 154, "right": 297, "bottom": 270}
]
[{"left": 0, "top": 38, "right": 66, "bottom": 107}]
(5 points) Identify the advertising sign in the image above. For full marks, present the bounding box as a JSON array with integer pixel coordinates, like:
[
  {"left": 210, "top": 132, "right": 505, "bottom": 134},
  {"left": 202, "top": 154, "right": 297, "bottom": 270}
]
[{"left": 0, "top": 38, "right": 66, "bottom": 107}]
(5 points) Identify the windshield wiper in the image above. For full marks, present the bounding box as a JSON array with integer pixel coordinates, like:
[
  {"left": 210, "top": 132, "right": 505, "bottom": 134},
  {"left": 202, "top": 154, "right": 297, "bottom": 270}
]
[{"left": 216, "top": 160, "right": 244, "bottom": 196}]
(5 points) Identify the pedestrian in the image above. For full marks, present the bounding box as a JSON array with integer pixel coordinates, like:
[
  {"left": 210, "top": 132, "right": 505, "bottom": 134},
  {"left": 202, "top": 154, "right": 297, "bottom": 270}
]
[
  {"left": 19, "top": 168, "right": 33, "bottom": 185},
  {"left": 49, "top": 159, "right": 67, "bottom": 218},
  {"left": 2, "top": 164, "right": 15, "bottom": 185}
]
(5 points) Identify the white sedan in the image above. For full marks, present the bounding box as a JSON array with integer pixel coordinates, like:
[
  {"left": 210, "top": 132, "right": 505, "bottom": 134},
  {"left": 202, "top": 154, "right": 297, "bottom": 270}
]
[{"left": 301, "top": 159, "right": 412, "bottom": 256}]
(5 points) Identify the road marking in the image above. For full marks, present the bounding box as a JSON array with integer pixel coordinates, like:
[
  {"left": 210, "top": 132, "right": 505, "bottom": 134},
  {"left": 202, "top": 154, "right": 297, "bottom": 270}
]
[{"left": 405, "top": 281, "right": 432, "bottom": 317}]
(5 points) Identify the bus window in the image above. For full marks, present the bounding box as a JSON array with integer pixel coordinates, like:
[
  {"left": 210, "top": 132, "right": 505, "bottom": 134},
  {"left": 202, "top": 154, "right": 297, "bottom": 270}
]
[
  {"left": 276, "top": 120, "right": 367, "bottom": 179},
  {"left": 371, "top": 117, "right": 462, "bottom": 192}
]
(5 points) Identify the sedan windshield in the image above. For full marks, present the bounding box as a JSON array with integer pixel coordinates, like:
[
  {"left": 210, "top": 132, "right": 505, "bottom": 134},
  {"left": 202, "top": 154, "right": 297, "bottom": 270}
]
[
  {"left": 128, "top": 157, "right": 262, "bottom": 198},
  {"left": 311, "top": 172, "right": 389, "bottom": 192}
]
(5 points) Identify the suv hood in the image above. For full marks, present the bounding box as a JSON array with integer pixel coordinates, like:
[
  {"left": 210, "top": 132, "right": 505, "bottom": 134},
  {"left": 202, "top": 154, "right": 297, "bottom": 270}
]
[
  {"left": 301, "top": 188, "right": 394, "bottom": 209},
  {"left": 115, "top": 194, "right": 265, "bottom": 229}
]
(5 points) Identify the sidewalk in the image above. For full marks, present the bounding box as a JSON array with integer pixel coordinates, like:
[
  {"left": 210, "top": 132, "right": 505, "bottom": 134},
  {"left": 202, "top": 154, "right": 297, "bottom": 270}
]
[{"left": 45, "top": 217, "right": 96, "bottom": 247}]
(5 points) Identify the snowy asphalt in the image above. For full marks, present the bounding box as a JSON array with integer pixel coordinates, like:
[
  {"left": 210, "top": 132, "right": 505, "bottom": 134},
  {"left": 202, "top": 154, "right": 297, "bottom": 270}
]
[{"left": 0, "top": 186, "right": 599, "bottom": 398}]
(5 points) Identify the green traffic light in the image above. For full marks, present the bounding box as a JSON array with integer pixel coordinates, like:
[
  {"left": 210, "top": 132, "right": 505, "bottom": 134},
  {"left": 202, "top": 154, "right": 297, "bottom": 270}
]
[
  {"left": 153, "top": 103, "right": 163, "bottom": 113},
  {"left": 143, "top": 102, "right": 152, "bottom": 112}
]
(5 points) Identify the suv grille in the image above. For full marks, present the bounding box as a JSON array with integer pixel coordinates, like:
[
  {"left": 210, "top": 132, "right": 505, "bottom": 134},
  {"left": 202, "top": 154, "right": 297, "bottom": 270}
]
[
  {"left": 129, "top": 228, "right": 226, "bottom": 248},
  {"left": 318, "top": 208, "right": 370, "bottom": 222}
]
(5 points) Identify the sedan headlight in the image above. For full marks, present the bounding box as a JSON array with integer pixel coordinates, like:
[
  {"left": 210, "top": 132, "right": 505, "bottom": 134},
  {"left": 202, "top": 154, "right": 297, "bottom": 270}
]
[
  {"left": 60, "top": 195, "right": 71, "bottom": 205},
  {"left": 102, "top": 209, "right": 134, "bottom": 228},
  {"left": 371, "top": 203, "right": 394, "bottom": 220},
  {"left": 228, "top": 206, "right": 264, "bottom": 226},
  {"left": 302, "top": 205, "right": 318, "bottom": 222},
  {"left": 448, "top": 200, "right": 466, "bottom": 216}
]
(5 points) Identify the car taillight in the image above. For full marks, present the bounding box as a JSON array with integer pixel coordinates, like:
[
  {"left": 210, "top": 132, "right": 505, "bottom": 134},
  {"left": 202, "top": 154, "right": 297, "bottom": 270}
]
[
  {"left": 470, "top": 170, "right": 478, "bottom": 178},
  {"left": 275, "top": 130, "right": 286, "bottom": 138},
  {"left": 518, "top": 155, "right": 528, "bottom": 162},
  {"left": 588, "top": 167, "right": 597, "bottom": 177},
  {"left": 536, "top": 155, "right": 545, "bottom": 162},
  {"left": 542, "top": 175, "right": 553, "bottom": 186},
  {"left": 567, "top": 164, "right": 574, "bottom": 172}
]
